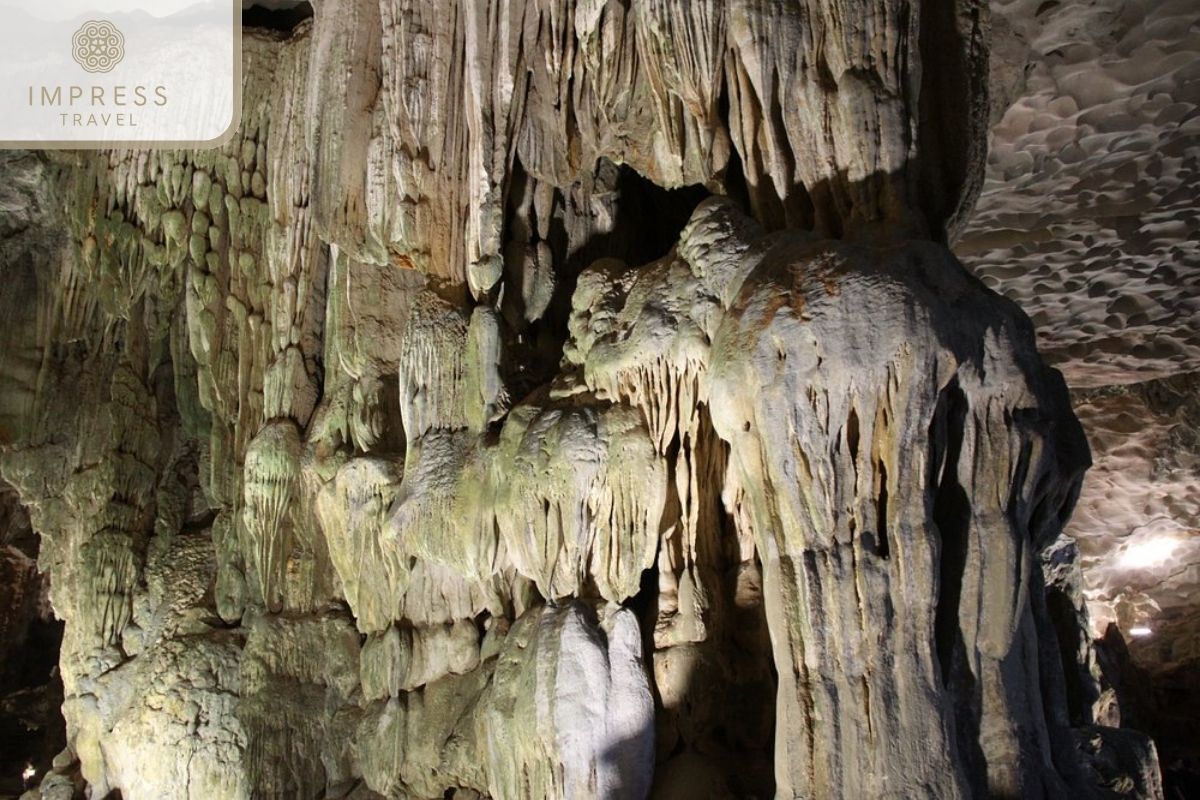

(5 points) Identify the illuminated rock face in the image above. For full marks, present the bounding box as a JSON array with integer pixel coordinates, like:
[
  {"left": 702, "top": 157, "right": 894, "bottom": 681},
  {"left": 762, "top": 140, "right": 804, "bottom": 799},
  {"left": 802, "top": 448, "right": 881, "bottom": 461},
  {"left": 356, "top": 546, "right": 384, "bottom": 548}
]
[
  {"left": 0, "top": 2, "right": 1176, "bottom": 799},
  {"left": 960, "top": 0, "right": 1200, "bottom": 787}
]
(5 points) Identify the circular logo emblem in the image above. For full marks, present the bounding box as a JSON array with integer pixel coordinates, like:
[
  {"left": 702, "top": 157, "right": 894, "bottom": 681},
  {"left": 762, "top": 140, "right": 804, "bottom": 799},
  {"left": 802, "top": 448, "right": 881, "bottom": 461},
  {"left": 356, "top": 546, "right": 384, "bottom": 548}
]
[{"left": 71, "top": 20, "right": 125, "bottom": 74}]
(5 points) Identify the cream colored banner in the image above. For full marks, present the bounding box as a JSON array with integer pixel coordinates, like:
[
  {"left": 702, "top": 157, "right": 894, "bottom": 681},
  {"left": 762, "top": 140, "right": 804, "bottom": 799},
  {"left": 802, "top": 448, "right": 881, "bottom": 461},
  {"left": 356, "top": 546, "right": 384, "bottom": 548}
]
[{"left": 0, "top": 0, "right": 240, "bottom": 148}]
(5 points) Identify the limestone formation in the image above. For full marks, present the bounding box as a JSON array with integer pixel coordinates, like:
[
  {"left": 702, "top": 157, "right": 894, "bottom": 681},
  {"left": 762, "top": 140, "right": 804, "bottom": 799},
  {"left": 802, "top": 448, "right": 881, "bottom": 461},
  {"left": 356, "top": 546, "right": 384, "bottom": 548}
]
[{"left": 0, "top": 0, "right": 1191, "bottom": 798}]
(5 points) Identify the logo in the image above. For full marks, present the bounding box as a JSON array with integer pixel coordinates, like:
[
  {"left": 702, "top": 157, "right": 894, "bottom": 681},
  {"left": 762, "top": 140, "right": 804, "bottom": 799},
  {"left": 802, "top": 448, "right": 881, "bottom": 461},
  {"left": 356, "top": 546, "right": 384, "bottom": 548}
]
[
  {"left": 71, "top": 20, "right": 125, "bottom": 74},
  {"left": 1, "top": 2, "right": 238, "bottom": 147}
]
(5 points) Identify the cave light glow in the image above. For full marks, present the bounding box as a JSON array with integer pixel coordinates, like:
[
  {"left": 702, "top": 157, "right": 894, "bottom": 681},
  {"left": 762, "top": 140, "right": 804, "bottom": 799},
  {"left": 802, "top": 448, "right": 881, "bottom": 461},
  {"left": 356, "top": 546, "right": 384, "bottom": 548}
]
[{"left": 1121, "top": 537, "right": 1179, "bottom": 569}]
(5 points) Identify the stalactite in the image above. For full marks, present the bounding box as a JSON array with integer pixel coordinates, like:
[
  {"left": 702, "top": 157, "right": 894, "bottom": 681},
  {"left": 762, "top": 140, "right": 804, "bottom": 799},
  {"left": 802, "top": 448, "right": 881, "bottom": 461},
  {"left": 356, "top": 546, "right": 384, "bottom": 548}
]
[
  {"left": 0, "top": 2, "right": 1172, "bottom": 798},
  {"left": 242, "top": 419, "right": 303, "bottom": 611}
]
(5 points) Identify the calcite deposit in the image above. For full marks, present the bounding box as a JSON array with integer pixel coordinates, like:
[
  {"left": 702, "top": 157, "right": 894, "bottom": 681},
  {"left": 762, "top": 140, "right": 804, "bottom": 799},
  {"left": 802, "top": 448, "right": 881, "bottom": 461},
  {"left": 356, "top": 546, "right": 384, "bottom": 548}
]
[
  {"left": 0, "top": 0, "right": 1191, "bottom": 798},
  {"left": 960, "top": 0, "right": 1200, "bottom": 787}
]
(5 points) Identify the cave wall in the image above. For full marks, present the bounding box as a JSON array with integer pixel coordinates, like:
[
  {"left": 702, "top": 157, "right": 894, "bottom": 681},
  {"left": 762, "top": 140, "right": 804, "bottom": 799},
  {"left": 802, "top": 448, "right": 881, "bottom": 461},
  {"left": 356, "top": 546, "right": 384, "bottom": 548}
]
[
  {"left": 0, "top": 1, "right": 1168, "bottom": 798},
  {"left": 958, "top": 0, "right": 1200, "bottom": 790}
]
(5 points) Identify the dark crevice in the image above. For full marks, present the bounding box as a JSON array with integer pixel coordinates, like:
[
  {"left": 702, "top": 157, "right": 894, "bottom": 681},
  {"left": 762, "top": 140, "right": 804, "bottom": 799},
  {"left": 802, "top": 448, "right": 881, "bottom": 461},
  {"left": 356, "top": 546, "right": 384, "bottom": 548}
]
[
  {"left": 929, "top": 377, "right": 987, "bottom": 794},
  {"left": 846, "top": 407, "right": 860, "bottom": 463},
  {"left": 713, "top": 84, "right": 752, "bottom": 216},
  {"left": 916, "top": 0, "right": 987, "bottom": 239},
  {"left": 242, "top": 2, "right": 314, "bottom": 32},
  {"left": 500, "top": 157, "right": 712, "bottom": 402},
  {"left": 875, "top": 459, "right": 890, "bottom": 559},
  {"left": 1005, "top": 436, "right": 1034, "bottom": 529},
  {"left": 932, "top": 378, "right": 970, "bottom": 685},
  {"left": 0, "top": 485, "right": 65, "bottom": 797},
  {"left": 1045, "top": 586, "right": 1088, "bottom": 725},
  {"left": 627, "top": 566, "right": 658, "bottom": 623},
  {"left": 601, "top": 164, "right": 712, "bottom": 267}
]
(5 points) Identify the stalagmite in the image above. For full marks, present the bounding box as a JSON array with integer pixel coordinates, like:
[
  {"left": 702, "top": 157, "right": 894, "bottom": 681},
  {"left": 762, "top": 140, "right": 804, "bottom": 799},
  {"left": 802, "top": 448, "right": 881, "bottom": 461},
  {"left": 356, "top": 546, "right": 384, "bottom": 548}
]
[{"left": 481, "top": 604, "right": 655, "bottom": 800}]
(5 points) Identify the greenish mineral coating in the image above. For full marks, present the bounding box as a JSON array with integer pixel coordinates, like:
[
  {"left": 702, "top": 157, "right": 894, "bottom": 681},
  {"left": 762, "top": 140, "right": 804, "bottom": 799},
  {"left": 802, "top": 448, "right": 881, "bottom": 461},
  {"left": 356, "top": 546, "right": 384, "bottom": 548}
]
[{"left": 0, "top": 4, "right": 1176, "bottom": 799}]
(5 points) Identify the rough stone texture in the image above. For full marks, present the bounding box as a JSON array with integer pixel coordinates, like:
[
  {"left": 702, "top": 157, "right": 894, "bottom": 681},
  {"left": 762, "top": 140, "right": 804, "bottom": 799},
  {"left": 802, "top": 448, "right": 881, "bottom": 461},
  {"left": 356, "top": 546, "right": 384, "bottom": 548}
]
[
  {"left": 0, "top": 1, "right": 1187, "bottom": 799},
  {"left": 961, "top": 0, "right": 1200, "bottom": 388},
  {"left": 704, "top": 223, "right": 1103, "bottom": 798},
  {"left": 956, "top": 0, "right": 1200, "bottom": 791},
  {"left": 1069, "top": 376, "right": 1200, "bottom": 638},
  {"left": 0, "top": 482, "right": 65, "bottom": 797}
]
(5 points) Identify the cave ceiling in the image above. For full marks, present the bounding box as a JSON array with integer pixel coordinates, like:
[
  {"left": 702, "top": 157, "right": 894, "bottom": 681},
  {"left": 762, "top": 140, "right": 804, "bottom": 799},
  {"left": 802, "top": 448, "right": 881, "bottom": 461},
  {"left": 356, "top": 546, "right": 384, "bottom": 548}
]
[{"left": 959, "top": 0, "right": 1200, "bottom": 651}]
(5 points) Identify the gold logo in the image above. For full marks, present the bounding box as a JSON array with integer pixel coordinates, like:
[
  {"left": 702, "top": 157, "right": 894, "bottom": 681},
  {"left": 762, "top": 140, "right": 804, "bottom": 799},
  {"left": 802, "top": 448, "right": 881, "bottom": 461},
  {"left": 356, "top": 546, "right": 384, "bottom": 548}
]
[{"left": 71, "top": 20, "right": 125, "bottom": 74}]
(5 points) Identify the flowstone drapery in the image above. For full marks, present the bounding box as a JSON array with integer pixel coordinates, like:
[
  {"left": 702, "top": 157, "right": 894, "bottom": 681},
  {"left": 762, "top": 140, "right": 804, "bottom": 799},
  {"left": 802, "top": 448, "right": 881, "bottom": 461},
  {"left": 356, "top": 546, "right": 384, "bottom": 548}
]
[{"left": 0, "top": 1, "right": 1165, "bottom": 798}]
